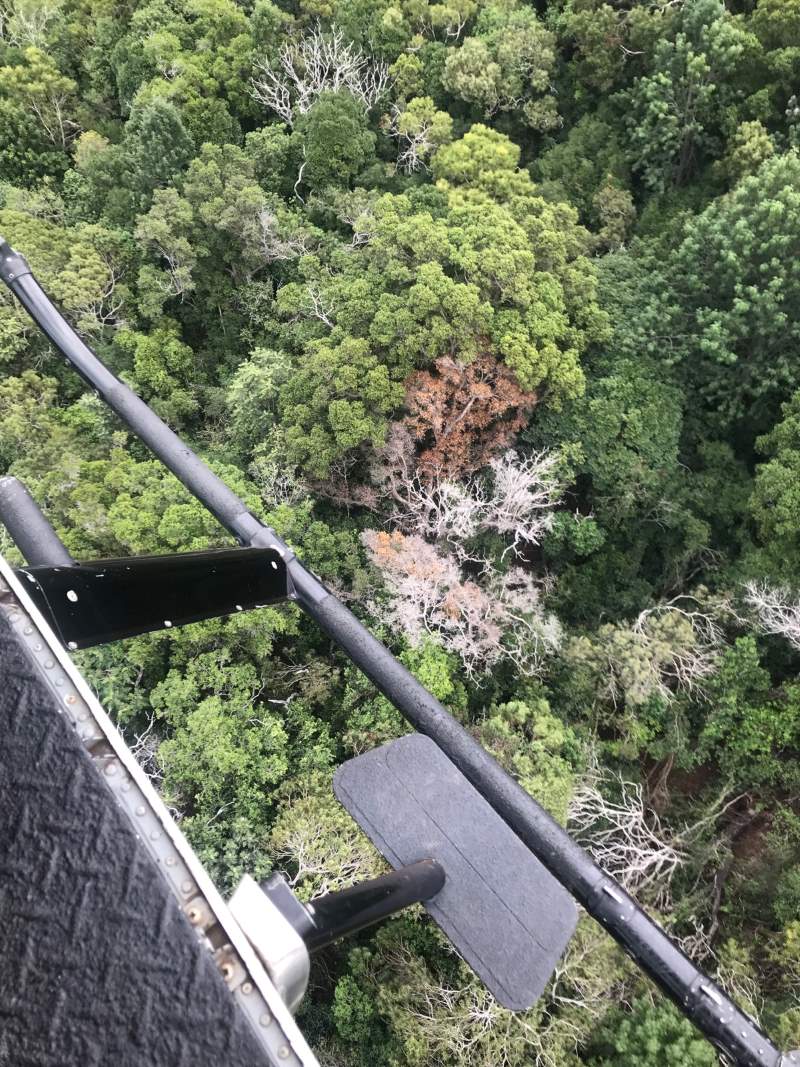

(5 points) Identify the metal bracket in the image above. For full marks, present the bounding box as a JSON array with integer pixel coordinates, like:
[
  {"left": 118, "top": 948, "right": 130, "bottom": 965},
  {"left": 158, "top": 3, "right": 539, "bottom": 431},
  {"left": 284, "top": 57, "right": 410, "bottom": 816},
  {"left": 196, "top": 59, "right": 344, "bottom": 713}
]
[
  {"left": 17, "top": 547, "right": 289, "bottom": 648},
  {"left": 230, "top": 875, "right": 311, "bottom": 1014}
]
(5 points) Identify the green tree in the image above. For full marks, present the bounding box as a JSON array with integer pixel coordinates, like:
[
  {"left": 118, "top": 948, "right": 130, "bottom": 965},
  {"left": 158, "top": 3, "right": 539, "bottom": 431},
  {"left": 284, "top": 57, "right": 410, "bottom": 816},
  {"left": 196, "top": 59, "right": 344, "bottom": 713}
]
[
  {"left": 751, "top": 389, "right": 800, "bottom": 575},
  {"left": 294, "top": 90, "right": 377, "bottom": 191},
  {"left": 278, "top": 125, "right": 606, "bottom": 475},
  {"left": 442, "top": 3, "right": 559, "bottom": 129},
  {"left": 645, "top": 153, "right": 800, "bottom": 438},
  {"left": 588, "top": 996, "right": 718, "bottom": 1066}
]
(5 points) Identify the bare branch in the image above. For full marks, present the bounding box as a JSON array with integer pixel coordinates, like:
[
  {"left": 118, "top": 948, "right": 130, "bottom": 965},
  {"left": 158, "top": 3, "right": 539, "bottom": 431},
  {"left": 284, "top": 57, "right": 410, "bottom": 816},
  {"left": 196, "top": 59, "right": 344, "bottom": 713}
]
[
  {"left": 251, "top": 24, "right": 391, "bottom": 128},
  {"left": 744, "top": 580, "right": 800, "bottom": 651}
]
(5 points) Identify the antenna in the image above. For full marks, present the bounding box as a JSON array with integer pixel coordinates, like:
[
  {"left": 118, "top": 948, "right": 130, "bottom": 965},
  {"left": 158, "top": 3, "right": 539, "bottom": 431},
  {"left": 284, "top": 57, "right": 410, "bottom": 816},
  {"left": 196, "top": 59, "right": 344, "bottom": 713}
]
[{"left": 0, "top": 237, "right": 793, "bottom": 1067}]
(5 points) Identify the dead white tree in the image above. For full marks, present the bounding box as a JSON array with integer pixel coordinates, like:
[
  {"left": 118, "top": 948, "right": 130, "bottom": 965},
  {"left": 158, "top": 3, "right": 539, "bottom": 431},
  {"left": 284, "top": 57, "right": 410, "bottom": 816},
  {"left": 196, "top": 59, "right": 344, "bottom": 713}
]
[
  {"left": 385, "top": 448, "right": 561, "bottom": 565},
  {"left": 744, "top": 580, "right": 800, "bottom": 651},
  {"left": 388, "top": 103, "right": 438, "bottom": 173},
  {"left": 73, "top": 253, "right": 127, "bottom": 334},
  {"left": 568, "top": 769, "right": 686, "bottom": 908},
  {"left": 361, "top": 531, "right": 560, "bottom": 679},
  {"left": 251, "top": 24, "right": 391, "bottom": 127},
  {"left": 0, "top": 0, "right": 63, "bottom": 47},
  {"left": 631, "top": 598, "right": 723, "bottom": 701},
  {"left": 257, "top": 207, "right": 312, "bottom": 263},
  {"left": 485, "top": 450, "right": 560, "bottom": 556}
]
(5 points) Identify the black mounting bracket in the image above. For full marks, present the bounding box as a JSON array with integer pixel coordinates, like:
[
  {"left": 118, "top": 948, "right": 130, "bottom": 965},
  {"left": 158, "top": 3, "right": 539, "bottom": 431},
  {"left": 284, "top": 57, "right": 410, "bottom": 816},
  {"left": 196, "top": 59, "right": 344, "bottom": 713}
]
[
  {"left": 18, "top": 548, "right": 290, "bottom": 648},
  {"left": 0, "top": 474, "right": 290, "bottom": 648}
]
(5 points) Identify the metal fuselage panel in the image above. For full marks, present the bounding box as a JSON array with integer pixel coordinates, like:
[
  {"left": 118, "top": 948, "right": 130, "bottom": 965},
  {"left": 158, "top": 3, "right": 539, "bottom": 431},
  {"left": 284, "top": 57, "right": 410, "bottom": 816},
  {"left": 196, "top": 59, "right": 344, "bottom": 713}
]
[{"left": 0, "top": 555, "right": 318, "bottom": 1067}]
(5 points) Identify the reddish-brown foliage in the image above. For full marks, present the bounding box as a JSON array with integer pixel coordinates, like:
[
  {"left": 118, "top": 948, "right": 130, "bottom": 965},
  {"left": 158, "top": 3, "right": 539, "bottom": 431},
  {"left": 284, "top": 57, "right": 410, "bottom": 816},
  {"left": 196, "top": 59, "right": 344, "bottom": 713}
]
[{"left": 402, "top": 352, "right": 537, "bottom": 478}]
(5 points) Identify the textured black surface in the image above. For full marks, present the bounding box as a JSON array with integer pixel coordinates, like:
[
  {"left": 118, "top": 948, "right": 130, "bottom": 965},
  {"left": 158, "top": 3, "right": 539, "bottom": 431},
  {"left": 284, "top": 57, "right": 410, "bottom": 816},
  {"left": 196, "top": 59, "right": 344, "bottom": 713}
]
[
  {"left": 334, "top": 734, "right": 578, "bottom": 1011},
  {"left": 0, "top": 612, "right": 271, "bottom": 1067}
]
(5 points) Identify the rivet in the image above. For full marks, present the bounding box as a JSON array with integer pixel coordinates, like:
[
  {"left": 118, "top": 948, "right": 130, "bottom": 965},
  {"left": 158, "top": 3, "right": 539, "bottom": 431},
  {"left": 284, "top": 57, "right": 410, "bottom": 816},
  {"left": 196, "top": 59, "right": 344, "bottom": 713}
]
[
  {"left": 78, "top": 712, "right": 88, "bottom": 722},
  {"left": 104, "top": 763, "right": 117, "bottom": 776},
  {"left": 33, "top": 643, "right": 42, "bottom": 651},
  {"left": 67, "top": 642, "right": 77, "bottom": 650},
  {"left": 121, "top": 782, "right": 131, "bottom": 793},
  {"left": 164, "top": 620, "right": 172, "bottom": 628},
  {"left": 55, "top": 678, "right": 64, "bottom": 686},
  {"left": 271, "top": 561, "right": 278, "bottom": 570},
  {"left": 165, "top": 856, "right": 176, "bottom": 867},
  {"left": 241, "top": 982, "right": 253, "bottom": 995},
  {"left": 135, "top": 806, "right": 146, "bottom": 816},
  {"left": 181, "top": 880, "right": 193, "bottom": 894},
  {"left": 65, "top": 694, "right": 77, "bottom": 705},
  {"left": 187, "top": 906, "right": 202, "bottom": 925},
  {"left": 277, "top": 1046, "right": 290, "bottom": 1059},
  {"left": 259, "top": 1013, "right": 272, "bottom": 1027},
  {"left": 235, "top": 604, "right": 243, "bottom": 611},
  {"left": 44, "top": 659, "right": 54, "bottom": 669},
  {"left": 8, "top": 613, "right": 18, "bottom": 623},
  {"left": 23, "top": 626, "right": 33, "bottom": 635},
  {"left": 66, "top": 590, "right": 78, "bottom": 602},
  {"left": 150, "top": 830, "right": 161, "bottom": 841}
]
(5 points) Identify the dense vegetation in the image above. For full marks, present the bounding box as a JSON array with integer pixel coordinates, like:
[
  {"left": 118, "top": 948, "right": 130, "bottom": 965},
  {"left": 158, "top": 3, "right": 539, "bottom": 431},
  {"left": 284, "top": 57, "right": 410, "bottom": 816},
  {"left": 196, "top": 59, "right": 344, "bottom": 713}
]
[{"left": 1, "top": 0, "right": 799, "bottom": 1061}]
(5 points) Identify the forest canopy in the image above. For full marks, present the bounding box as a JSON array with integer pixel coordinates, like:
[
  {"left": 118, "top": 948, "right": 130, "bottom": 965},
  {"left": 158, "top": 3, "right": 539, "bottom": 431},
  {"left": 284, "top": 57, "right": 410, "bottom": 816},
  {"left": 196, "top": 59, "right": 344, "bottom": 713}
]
[{"left": 1, "top": 0, "right": 799, "bottom": 1062}]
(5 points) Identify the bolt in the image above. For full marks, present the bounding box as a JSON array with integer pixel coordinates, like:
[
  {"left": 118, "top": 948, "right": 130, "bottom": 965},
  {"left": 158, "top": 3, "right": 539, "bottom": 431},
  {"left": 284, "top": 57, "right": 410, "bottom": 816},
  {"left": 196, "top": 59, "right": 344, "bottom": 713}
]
[
  {"left": 66, "top": 590, "right": 78, "bottom": 603},
  {"left": 186, "top": 906, "right": 202, "bottom": 925}
]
